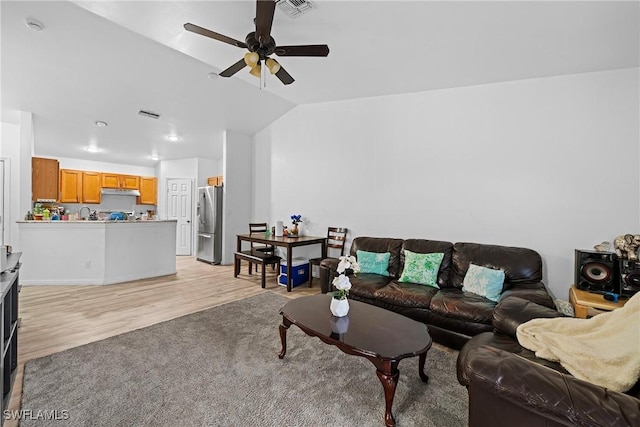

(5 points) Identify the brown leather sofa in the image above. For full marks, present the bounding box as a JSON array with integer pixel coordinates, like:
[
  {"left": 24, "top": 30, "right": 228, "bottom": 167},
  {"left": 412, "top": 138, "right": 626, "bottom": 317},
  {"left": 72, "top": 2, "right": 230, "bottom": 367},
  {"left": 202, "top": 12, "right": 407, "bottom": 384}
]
[
  {"left": 319, "top": 237, "right": 555, "bottom": 349},
  {"left": 456, "top": 296, "right": 640, "bottom": 427}
]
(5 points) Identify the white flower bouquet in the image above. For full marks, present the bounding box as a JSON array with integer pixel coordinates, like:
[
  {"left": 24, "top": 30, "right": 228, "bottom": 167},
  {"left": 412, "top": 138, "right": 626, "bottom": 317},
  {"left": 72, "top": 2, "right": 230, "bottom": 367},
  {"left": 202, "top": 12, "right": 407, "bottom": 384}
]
[{"left": 332, "top": 255, "right": 360, "bottom": 300}]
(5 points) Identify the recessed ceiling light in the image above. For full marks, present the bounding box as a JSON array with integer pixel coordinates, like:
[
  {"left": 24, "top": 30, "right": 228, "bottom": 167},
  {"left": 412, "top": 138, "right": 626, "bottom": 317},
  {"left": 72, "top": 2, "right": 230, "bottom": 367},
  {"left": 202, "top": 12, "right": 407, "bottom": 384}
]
[
  {"left": 25, "top": 18, "right": 44, "bottom": 32},
  {"left": 208, "top": 72, "right": 219, "bottom": 80},
  {"left": 95, "top": 120, "right": 108, "bottom": 127},
  {"left": 150, "top": 154, "right": 160, "bottom": 161},
  {"left": 85, "top": 146, "right": 101, "bottom": 153},
  {"left": 167, "top": 135, "right": 180, "bottom": 142}
]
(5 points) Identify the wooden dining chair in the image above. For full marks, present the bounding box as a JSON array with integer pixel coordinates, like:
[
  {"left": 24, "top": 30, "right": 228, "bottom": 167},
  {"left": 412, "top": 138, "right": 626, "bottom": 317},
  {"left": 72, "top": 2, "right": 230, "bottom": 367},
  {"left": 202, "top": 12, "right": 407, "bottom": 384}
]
[
  {"left": 249, "top": 223, "right": 275, "bottom": 254},
  {"left": 308, "top": 227, "right": 348, "bottom": 287}
]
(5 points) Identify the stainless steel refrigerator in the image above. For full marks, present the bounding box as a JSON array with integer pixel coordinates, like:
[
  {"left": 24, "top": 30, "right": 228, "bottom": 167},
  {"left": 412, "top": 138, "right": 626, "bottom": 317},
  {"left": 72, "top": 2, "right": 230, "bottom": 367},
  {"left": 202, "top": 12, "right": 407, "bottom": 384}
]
[{"left": 196, "top": 186, "right": 223, "bottom": 264}]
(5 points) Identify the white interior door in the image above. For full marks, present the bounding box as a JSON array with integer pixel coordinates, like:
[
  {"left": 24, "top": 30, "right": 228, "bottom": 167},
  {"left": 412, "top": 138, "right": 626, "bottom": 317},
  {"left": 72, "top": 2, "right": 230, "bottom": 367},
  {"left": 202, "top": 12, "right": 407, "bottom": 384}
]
[{"left": 167, "top": 178, "right": 193, "bottom": 256}]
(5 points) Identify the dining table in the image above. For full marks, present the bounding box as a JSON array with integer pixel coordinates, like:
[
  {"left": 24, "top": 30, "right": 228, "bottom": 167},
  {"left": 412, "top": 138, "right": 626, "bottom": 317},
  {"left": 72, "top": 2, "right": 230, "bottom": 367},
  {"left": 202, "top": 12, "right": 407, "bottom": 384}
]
[{"left": 235, "top": 233, "right": 327, "bottom": 292}]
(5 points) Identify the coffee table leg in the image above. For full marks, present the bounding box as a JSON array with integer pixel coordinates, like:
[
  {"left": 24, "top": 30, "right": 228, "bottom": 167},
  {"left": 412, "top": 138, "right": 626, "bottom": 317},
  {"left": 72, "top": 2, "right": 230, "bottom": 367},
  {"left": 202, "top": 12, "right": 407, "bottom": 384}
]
[
  {"left": 278, "top": 317, "right": 291, "bottom": 359},
  {"left": 418, "top": 352, "right": 429, "bottom": 383},
  {"left": 376, "top": 368, "right": 399, "bottom": 427}
]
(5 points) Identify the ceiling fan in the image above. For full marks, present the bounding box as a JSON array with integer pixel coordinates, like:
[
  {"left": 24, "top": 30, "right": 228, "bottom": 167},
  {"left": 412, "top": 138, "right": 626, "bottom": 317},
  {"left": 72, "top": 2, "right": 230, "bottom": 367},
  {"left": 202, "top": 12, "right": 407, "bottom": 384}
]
[{"left": 184, "top": 0, "right": 329, "bottom": 85}]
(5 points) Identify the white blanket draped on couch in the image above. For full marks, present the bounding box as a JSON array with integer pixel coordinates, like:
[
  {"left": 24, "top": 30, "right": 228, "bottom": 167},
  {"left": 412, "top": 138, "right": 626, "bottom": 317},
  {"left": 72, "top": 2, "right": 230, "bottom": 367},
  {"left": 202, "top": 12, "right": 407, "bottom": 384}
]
[{"left": 517, "top": 292, "right": 640, "bottom": 392}]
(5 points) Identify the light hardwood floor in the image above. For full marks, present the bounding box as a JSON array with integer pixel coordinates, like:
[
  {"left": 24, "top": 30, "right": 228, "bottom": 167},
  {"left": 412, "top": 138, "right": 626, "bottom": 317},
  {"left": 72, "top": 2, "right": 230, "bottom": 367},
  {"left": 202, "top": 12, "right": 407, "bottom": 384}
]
[{"left": 7, "top": 257, "right": 318, "bottom": 426}]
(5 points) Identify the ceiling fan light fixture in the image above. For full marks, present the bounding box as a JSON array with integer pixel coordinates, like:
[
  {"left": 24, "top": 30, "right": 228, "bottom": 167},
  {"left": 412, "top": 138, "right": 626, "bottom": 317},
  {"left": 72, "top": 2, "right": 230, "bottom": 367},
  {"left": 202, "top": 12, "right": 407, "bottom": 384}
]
[
  {"left": 265, "top": 58, "right": 280, "bottom": 74},
  {"left": 249, "top": 63, "right": 262, "bottom": 78},
  {"left": 244, "top": 52, "right": 259, "bottom": 67}
]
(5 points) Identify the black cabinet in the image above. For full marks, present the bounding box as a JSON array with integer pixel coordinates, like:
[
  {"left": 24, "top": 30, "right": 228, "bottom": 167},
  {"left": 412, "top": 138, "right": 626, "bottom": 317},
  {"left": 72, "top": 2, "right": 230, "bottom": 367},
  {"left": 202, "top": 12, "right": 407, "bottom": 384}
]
[{"left": 0, "top": 253, "right": 20, "bottom": 419}]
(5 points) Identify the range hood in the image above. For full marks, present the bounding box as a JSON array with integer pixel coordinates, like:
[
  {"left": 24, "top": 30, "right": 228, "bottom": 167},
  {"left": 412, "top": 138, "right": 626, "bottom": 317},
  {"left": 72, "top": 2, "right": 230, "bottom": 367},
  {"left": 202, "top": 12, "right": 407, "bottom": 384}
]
[{"left": 101, "top": 188, "right": 141, "bottom": 196}]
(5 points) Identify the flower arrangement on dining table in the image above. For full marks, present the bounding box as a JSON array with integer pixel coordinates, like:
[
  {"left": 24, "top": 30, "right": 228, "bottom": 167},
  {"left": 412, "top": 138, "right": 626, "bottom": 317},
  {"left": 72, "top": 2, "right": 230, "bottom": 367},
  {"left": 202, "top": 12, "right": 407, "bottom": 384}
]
[
  {"left": 332, "top": 255, "right": 361, "bottom": 300},
  {"left": 290, "top": 214, "right": 302, "bottom": 236}
]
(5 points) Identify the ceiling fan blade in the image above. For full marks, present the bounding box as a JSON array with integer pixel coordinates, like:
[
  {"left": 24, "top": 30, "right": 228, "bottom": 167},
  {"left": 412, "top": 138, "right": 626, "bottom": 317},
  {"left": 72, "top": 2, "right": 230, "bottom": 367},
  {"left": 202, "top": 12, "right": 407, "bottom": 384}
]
[
  {"left": 184, "top": 23, "right": 247, "bottom": 49},
  {"left": 274, "top": 45, "right": 330, "bottom": 57},
  {"left": 219, "top": 58, "right": 248, "bottom": 77},
  {"left": 255, "top": 0, "right": 276, "bottom": 45},
  {"left": 274, "top": 65, "right": 295, "bottom": 85}
]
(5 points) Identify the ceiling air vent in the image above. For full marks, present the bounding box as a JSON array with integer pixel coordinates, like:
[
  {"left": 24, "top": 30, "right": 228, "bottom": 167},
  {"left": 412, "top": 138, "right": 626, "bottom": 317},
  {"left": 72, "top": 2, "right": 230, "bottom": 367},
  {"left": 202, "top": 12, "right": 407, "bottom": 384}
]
[
  {"left": 138, "top": 109, "right": 160, "bottom": 119},
  {"left": 276, "top": 0, "right": 314, "bottom": 18}
]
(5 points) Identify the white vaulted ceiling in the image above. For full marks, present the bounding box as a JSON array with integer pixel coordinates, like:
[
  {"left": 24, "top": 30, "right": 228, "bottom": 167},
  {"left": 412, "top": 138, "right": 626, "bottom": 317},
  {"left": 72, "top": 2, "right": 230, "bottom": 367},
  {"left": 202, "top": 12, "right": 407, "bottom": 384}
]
[{"left": 2, "top": 1, "right": 638, "bottom": 167}]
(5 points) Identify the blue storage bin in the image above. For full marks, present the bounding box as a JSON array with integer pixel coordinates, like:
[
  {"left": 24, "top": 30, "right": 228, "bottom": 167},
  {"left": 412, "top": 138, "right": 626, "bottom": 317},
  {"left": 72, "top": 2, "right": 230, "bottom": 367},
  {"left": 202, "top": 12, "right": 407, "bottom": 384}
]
[{"left": 278, "top": 258, "right": 309, "bottom": 288}]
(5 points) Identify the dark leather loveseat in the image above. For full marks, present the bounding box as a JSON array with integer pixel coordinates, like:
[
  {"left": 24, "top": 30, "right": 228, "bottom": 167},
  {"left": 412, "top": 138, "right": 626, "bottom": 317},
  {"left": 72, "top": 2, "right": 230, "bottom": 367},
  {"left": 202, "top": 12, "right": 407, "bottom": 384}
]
[
  {"left": 319, "top": 237, "right": 555, "bottom": 349},
  {"left": 456, "top": 296, "right": 640, "bottom": 427}
]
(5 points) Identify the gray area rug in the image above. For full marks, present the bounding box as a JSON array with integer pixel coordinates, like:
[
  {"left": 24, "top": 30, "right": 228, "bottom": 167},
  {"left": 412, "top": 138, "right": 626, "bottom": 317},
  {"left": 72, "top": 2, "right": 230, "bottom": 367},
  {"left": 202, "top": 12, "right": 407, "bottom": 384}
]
[{"left": 21, "top": 293, "right": 468, "bottom": 426}]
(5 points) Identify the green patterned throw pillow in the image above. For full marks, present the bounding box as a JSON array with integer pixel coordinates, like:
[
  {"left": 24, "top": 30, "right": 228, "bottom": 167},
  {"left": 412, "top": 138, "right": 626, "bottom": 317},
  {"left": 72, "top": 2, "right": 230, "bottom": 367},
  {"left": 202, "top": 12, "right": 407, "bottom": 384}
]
[
  {"left": 462, "top": 264, "right": 505, "bottom": 302},
  {"left": 399, "top": 250, "right": 444, "bottom": 288},
  {"left": 356, "top": 250, "right": 391, "bottom": 276}
]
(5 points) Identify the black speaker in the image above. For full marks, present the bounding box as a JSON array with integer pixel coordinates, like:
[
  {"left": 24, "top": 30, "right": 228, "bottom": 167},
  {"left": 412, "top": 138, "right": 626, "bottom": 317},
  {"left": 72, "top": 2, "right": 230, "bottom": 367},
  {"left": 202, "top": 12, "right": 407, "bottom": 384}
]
[
  {"left": 574, "top": 249, "right": 617, "bottom": 294},
  {"left": 616, "top": 259, "right": 640, "bottom": 297}
]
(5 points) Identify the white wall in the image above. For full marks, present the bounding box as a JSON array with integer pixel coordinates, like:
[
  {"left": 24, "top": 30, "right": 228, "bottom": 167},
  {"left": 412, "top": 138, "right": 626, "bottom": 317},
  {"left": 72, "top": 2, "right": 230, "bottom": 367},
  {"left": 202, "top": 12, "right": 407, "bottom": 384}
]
[
  {"left": 253, "top": 69, "right": 640, "bottom": 299},
  {"left": 0, "top": 122, "right": 20, "bottom": 246},
  {"left": 0, "top": 114, "right": 34, "bottom": 251},
  {"left": 197, "top": 157, "right": 220, "bottom": 188},
  {"left": 56, "top": 156, "right": 156, "bottom": 176},
  {"left": 222, "top": 131, "right": 252, "bottom": 264}
]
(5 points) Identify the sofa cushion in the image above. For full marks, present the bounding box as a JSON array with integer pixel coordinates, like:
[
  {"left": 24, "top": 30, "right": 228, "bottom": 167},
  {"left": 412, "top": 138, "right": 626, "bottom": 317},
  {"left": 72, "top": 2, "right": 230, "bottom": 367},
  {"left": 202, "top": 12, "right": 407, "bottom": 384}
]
[
  {"left": 350, "top": 237, "right": 404, "bottom": 278},
  {"left": 373, "top": 281, "right": 439, "bottom": 308},
  {"left": 398, "top": 250, "right": 444, "bottom": 287},
  {"left": 462, "top": 264, "right": 505, "bottom": 302},
  {"left": 347, "top": 274, "right": 392, "bottom": 299},
  {"left": 429, "top": 288, "right": 496, "bottom": 325},
  {"left": 356, "top": 250, "right": 390, "bottom": 276},
  {"left": 401, "top": 239, "right": 453, "bottom": 288},
  {"left": 450, "top": 242, "right": 543, "bottom": 290}
]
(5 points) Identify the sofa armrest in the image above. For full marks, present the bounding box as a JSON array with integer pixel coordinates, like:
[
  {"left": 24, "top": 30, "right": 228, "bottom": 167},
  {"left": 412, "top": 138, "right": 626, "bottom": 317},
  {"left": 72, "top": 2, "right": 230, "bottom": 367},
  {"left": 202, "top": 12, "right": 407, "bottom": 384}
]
[
  {"left": 493, "top": 296, "right": 564, "bottom": 338},
  {"left": 319, "top": 258, "right": 341, "bottom": 294},
  {"left": 499, "top": 282, "right": 555, "bottom": 309},
  {"left": 466, "top": 346, "right": 640, "bottom": 427}
]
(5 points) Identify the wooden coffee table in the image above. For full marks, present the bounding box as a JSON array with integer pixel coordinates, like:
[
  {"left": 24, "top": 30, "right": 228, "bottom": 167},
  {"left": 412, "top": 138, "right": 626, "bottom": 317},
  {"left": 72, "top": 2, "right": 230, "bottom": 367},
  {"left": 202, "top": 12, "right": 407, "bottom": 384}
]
[{"left": 278, "top": 294, "right": 432, "bottom": 427}]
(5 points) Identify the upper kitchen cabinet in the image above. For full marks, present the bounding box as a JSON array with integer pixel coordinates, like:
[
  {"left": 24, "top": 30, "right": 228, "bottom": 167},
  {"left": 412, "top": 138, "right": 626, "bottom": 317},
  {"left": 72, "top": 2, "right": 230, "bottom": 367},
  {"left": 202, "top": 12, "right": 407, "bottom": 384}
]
[
  {"left": 207, "top": 176, "right": 224, "bottom": 186},
  {"left": 59, "top": 169, "right": 82, "bottom": 203},
  {"left": 101, "top": 173, "right": 140, "bottom": 190},
  {"left": 32, "top": 157, "right": 59, "bottom": 201},
  {"left": 59, "top": 169, "right": 101, "bottom": 204},
  {"left": 82, "top": 172, "right": 102, "bottom": 204},
  {"left": 138, "top": 177, "right": 158, "bottom": 205}
]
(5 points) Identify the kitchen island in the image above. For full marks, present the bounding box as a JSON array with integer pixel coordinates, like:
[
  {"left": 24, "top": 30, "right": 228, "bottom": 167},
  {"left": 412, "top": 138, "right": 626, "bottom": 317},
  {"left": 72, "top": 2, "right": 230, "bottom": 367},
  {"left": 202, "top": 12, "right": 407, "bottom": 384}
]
[{"left": 18, "top": 220, "right": 177, "bottom": 285}]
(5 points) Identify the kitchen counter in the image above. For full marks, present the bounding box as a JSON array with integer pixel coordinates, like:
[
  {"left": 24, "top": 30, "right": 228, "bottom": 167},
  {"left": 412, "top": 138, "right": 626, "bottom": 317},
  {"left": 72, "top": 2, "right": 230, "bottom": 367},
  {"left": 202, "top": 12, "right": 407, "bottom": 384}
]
[{"left": 18, "top": 220, "right": 177, "bottom": 285}]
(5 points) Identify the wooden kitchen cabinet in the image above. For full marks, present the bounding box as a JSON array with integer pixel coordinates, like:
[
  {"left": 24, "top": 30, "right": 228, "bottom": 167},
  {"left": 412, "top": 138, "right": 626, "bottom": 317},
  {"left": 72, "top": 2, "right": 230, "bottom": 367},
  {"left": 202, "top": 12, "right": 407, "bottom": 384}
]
[
  {"left": 121, "top": 175, "right": 140, "bottom": 189},
  {"left": 138, "top": 176, "right": 158, "bottom": 205},
  {"left": 101, "top": 173, "right": 140, "bottom": 190},
  {"left": 101, "top": 173, "right": 121, "bottom": 189},
  {"left": 59, "top": 169, "right": 82, "bottom": 203},
  {"left": 32, "top": 157, "right": 59, "bottom": 201},
  {"left": 82, "top": 171, "right": 102, "bottom": 204},
  {"left": 207, "top": 175, "right": 224, "bottom": 186}
]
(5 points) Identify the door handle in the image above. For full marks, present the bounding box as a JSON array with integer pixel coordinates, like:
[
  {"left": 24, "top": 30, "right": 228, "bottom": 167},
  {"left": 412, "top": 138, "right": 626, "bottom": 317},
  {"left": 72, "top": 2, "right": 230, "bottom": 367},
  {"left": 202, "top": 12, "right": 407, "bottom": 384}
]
[
  {"left": 186, "top": 220, "right": 191, "bottom": 223},
  {"left": 198, "top": 234, "right": 211, "bottom": 238}
]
